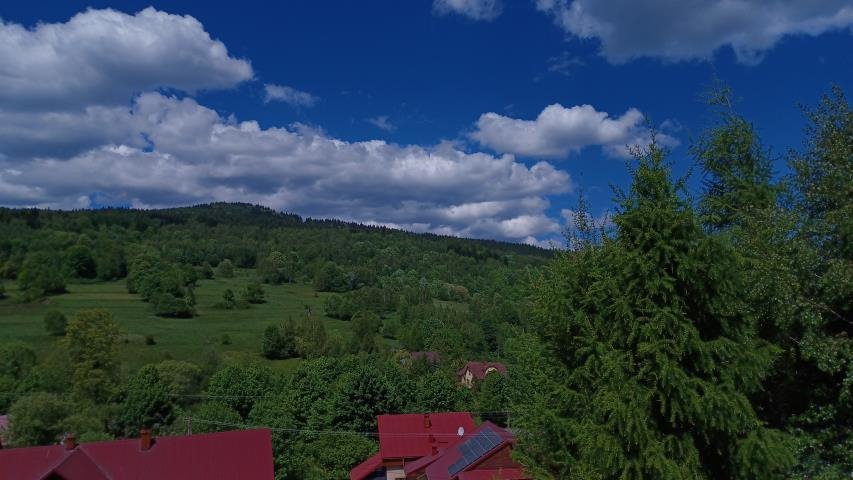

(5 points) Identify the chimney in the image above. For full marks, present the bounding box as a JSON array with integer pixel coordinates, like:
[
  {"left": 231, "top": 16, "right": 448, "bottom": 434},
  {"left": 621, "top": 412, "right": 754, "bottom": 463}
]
[
  {"left": 140, "top": 428, "right": 153, "bottom": 451},
  {"left": 62, "top": 433, "right": 77, "bottom": 450},
  {"left": 423, "top": 414, "right": 432, "bottom": 428}
]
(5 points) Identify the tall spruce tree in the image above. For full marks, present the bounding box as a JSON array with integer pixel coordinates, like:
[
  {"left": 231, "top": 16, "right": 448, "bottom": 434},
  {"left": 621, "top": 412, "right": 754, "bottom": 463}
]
[{"left": 520, "top": 141, "right": 793, "bottom": 479}]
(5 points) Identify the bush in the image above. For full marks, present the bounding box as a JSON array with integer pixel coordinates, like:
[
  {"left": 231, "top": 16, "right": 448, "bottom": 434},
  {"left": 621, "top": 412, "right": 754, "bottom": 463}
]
[
  {"left": 65, "top": 245, "right": 96, "bottom": 279},
  {"left": 216, "top": 259, "right": 235, "bottom": 278},
  {"left": 18, "top": 251, "right": 66, "bottom": 299},
  {"left": 43, "top": 310, "right": 68, "bottom": 336},
  {"left": 220, "top": 334, "right": 232, "bottom": 345},
  {"left": 153, "top": 293, "right": 195, "bottom": 318},
  {"left": 261, "top": 324, "right": 296, "bottom": 360},
  {"left": 144, "top": 335, "right": 156, "bottom": 345},
  {"left": 242, "top": 281, "right": 265, "bottom": 304},
  {"left": 218, "top": 289, "right": 237, "bottom": 309}
]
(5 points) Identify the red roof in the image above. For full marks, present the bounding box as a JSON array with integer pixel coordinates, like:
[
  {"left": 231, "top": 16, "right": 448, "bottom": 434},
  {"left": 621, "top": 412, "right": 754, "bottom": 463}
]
[
  {"left": 0, "top": 428, "right": 274, "bottom": 480},
  {"left": 349, "top": 451, "right": 382, "bottom": 480},
  {"left": 350, "top": 413, "right": 475, "bottom": 480},
  {"left": 456, "top": 362, "right": 508, "bottom": 380},
  {"left": 404, "top": 422, "right": 528, "bottom": 480},
  {"left": 378, "top": 412, "right": 474, "bottom": 460}
]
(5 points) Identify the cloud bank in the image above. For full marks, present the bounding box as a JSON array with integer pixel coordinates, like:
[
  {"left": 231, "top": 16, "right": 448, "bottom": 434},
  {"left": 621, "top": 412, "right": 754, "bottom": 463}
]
[{"left": 535, "top": 0, "right": 853, "bottom": 64}]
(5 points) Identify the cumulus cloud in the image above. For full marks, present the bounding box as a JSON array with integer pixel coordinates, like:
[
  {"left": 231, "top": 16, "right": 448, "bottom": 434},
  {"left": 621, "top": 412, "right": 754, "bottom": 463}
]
[
  {"left": 433, "top": 0, "right": 503, "bottom": 21},
  {"left": 263, "top": 84, "right": 318, "bottom": 107},
  {"left": 0, "top": 7, "right": 252, "bottom": 111},
  {"left": 0, "top": 93, "right": 570, "bottom": 241},
  {"left": 535, "top": 0, "right": 853, "bottom": 64},
  {"left": 470, "top": 103, "right": 677, "bottom": 158},
  {"left": 367, "top": 115, "right": 396, "bottom": 132},
  {"left": 0, "top": 6, "right": 573, "bottom": 243}
]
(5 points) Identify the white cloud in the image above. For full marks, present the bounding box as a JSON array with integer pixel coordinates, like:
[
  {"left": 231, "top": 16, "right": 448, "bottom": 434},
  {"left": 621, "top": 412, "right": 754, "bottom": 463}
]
[
  {"left": 535, "top": 0, "right": 853, "bottom": 64},
  {"left": 0, "top": 8, "right": 252, "bottom": 110},
  {"left": 263, "top": 84, "right": 318, "bottom": 107},
  {"left": 470, "top": 103, "right": 677, "bottom": 158},
  {"left": 0, "top": 93, "right": 571, "bottom": 241},
  {"left": 367, "top": 115, "right": 396, "bottom": 132},
  {"left": 433, "top": 0, "right": 503, "bottom": 21}
]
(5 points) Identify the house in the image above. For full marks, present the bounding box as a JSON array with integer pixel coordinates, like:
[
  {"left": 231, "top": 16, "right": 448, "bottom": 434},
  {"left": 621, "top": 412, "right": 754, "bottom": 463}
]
[
  {"left": 403, "top": 421, "right": 529, "bottom": 480},
  {"left": 350, "top": 412, "right": 475, "bottom": 480},
  {"left": 456, "top": 362, "right": 507, "bottom": 388},
  {"left": 0, "top": 428, "right": 274, "bottom": 480}
]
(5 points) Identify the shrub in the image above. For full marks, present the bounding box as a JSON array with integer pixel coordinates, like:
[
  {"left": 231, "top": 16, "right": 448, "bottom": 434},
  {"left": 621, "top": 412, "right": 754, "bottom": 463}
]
[
  {"left": 216, "top": 259, "right": 235, "bottom": 278},
  {"left": 242, "top": 280, "right": 265, "bottom": 304},
  {"left": 43, "top": 310, "right": 68, "bottom": 336},
  {"left": 153, "top": 293, "right": 195, "bottom": 318},
  {"left": 144, "top": 335, "right": 156, "bottom": 345}
]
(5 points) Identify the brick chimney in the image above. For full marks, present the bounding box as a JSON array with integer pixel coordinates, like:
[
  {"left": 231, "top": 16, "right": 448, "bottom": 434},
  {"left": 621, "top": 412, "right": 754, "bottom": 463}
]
[
  {"left": 423, "top": 414, "right": 431, "bottom": 428},
  {"left": 62, "top": 433, "right": 77, "bottom": 450},
  {"left": 140, "top": 428, "right": 153, "bottom": 451}
]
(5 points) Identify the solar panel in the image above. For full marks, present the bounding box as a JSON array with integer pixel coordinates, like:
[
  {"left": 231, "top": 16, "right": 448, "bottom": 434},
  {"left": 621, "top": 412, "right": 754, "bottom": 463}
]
[{"left": 447, "top": 427, "right": 504, "bottom": 476}]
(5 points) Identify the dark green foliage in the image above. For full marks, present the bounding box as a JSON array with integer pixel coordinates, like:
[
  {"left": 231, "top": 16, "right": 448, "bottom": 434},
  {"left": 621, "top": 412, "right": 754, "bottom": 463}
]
[
  {"left": 18, "top": 251, "right": 66, "bottom": 299},
  {"left": 329, "top": 365, "right": 400, "bottom": 432},
  {"left": 219, "top": 288, "right": 237, "bottom": 309},
  {"left": 206, "top": 364, "right": 276, "bottom": 418},
  {"left": 313, "top": 261, "right": 347, "bottom": 292},
  {"left": 242, "top": 280, "right": 265, "bottom": 304},
  {"left": 259, "top": 250, "right": 296, "bottom": 284},
  {"left": 216, "top": 258, "right": 235, "bottom": 278},
  {"left": 520, "top": 142, "right": 793, "bottom": 479},
  {"left": 65, "top": 244, "right": 97, "bottom": 279},
  {"left": 144, "top": 335, "right": 156, "bottom": 345},
  {"left": 43, "top": 310, "right": 67, "bottom": 336},
  {"left": 152, "top": 291, "right": 196, "bottom": 318},
  {"left": 0, "top": 342, "right": 37, "bottom": 380},
  {"left": 262, "top": 322, "right": 297, "bottom": 360},
  {"left": 349, "top": 311, "right": 381, "bottom": 353}
]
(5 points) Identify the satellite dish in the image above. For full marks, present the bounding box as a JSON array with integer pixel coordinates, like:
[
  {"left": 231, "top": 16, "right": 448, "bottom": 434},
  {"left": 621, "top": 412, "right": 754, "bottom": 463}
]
[{"left": 457, "top": 426, "right": 465, "bottom": 437}]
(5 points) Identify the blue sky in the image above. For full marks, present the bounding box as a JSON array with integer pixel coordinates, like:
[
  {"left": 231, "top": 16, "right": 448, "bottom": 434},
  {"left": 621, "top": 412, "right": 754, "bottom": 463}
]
[{"left": 0, "top": 1, "right": 850, "bottom": 246}]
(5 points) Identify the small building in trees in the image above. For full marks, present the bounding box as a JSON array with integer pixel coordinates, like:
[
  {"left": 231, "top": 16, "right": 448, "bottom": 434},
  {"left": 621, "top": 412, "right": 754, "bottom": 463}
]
[
  {"left": 0, "top": 428, "right": 274, "bottom": 479},
  {"left": 456, "top": 362, "right": 507, "bottom": 388}
]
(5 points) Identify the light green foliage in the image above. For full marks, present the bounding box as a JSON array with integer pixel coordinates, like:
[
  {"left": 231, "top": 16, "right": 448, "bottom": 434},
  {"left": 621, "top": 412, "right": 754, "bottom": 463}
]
[
  {"left": 206, "top": 364, "right": 276, "bottom": 418},
  {"left": 188, "top": 401, "right": 243, "bottom": 433},
  {"left": 7, "top": 392, "right": 74, "bottom": 446},
  {"left": 259, "top": 250, "right": 296, "bottom": 284},
  {"left": 118, "top": 364, "right": 176, "bottom": 434},
  {"left": 64, "top": 309, "right": 121, "bottom": 402},
  {"left": 43, "top": 310, "right": 68, "bottom": 336}
]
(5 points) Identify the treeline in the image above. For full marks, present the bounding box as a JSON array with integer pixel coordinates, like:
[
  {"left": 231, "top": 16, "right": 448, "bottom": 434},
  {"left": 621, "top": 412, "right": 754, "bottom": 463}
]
[
  {"left": 510, "top": 86, "right": 851, "bottom": 479},
  {"left": 0, "top": 308, "right": 511, "bottom": 480}
]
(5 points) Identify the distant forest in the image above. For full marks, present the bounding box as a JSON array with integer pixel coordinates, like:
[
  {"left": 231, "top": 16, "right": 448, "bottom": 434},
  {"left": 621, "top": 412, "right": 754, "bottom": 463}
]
[{"left": 0, "top": 86, "right": 849, "bottom": 479}]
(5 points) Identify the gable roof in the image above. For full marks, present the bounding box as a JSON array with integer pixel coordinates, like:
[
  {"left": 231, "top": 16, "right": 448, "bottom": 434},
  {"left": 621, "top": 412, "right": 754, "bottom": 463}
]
[
  {"left": 0, "top": 428, "right": 274, "bottom": 480},
  {"left": 456, "top": 362, "right": 507, "bottom": 380},
  {"left": 348, "top": 451, "right": 382, "bottom": 480}
]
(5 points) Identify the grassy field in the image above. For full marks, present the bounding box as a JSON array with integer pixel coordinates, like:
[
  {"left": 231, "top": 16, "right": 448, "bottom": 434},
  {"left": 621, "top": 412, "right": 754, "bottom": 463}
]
[{"left": 0, "top": 270, "right": 352, "bottom": 374}]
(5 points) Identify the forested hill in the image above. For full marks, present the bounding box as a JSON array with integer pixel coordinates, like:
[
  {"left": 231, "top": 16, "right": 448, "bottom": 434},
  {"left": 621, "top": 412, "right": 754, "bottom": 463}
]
[{"left": 0, "top": 202, "right": 550, "bottom": 294}]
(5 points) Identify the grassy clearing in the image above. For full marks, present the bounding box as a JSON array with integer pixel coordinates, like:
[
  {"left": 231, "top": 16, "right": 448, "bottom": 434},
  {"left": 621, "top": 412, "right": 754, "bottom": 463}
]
[{"left": 0, "top": 270, "right": 350, "bottom": 374}]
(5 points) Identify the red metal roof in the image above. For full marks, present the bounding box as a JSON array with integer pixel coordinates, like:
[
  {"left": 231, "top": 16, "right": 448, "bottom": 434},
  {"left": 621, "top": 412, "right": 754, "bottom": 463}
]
[
  {"left": 0, "top": 428, "right": 275, "bottom": 480},
  {"left": 378, "top": 412, "right": 474, "bottom": 460},
  {"left": 405, "top": 422, "right": 528, "bottom": 480},
  {"left": 349, "top": 451, "right": 383, "bottom": 480},
  {"left": 456, "top": 362, "right": 508, "bottom": 380}
]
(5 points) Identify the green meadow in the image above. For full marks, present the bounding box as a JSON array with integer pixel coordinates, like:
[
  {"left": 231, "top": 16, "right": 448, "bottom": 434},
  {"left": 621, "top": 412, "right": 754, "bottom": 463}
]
[{"left": 0, "top": 270, "right": 352, "bottom": 374}]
